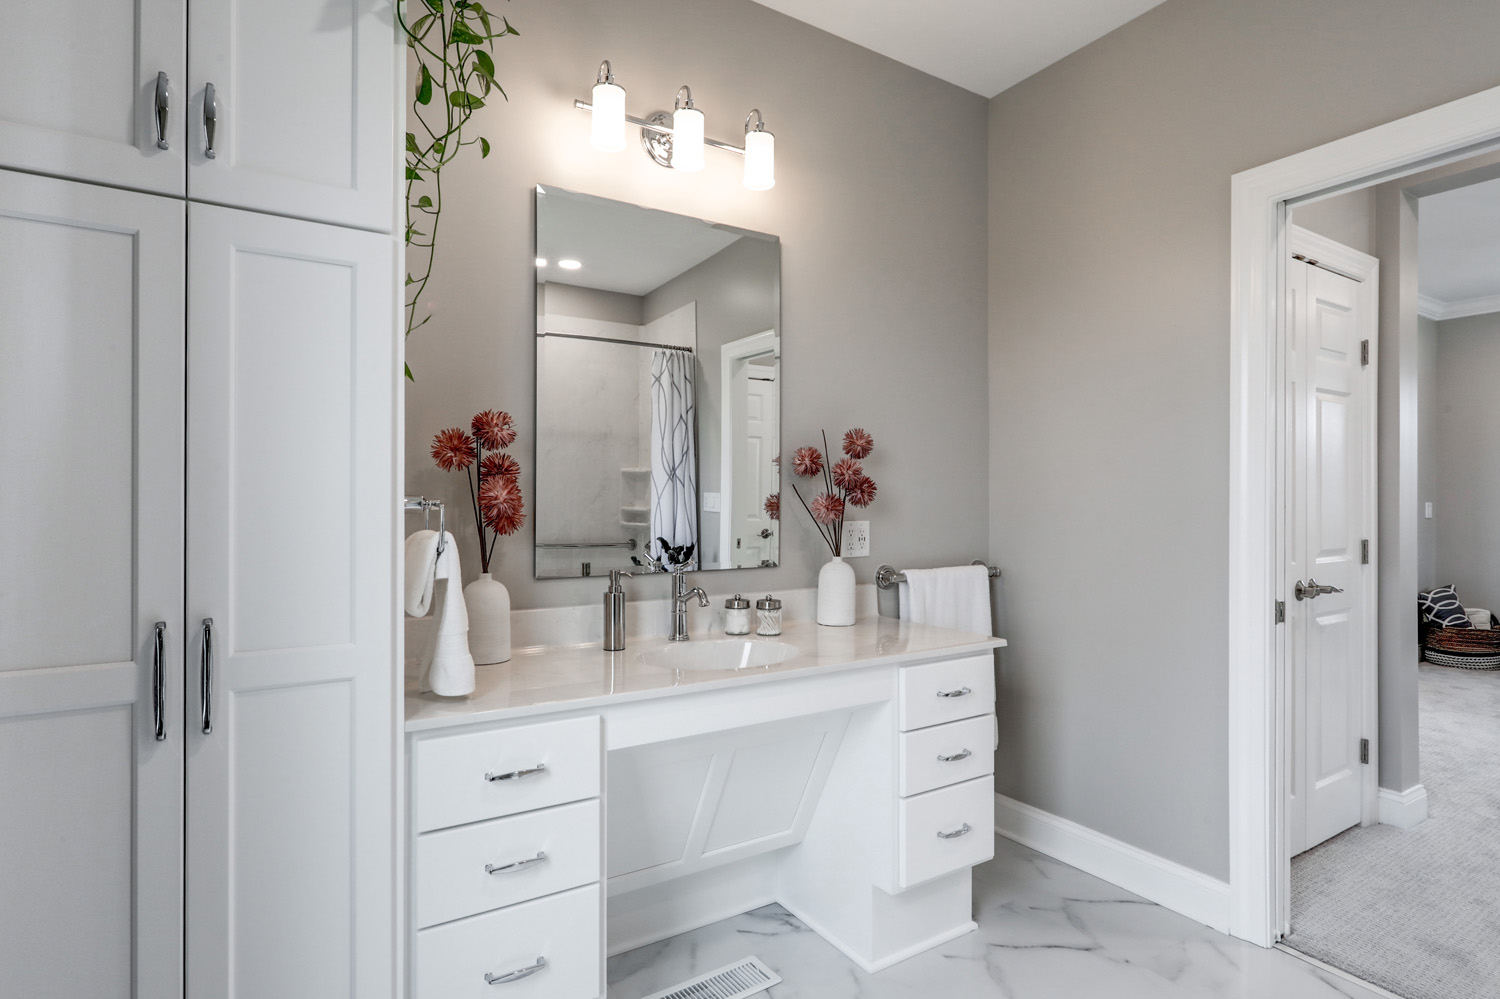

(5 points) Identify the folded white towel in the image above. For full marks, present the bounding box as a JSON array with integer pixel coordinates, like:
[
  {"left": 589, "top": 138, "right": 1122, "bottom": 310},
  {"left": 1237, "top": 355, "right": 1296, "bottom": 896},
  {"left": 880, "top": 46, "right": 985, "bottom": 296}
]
[
  {"left": 898, "top": 565, "right": 993, "bottom": 636},
  {"left": 404, "top": 530, "right": 475, "bottom": 697}
]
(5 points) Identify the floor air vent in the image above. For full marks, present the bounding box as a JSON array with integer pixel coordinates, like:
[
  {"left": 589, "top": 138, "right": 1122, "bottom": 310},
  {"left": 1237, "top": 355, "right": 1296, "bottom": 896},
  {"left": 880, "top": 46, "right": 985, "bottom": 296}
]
[{"left": 640, "top": 956, "right": 782, "bottom": 999}]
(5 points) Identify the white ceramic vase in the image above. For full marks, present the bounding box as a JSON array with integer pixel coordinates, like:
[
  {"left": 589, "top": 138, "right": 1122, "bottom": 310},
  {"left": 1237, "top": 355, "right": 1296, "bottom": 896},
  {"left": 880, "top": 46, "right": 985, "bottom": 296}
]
[
  {"left": 817, "top": 555, "right": 857, "bottom": 627},
  {"left": 464, "top": 572, "right": 512, "bottom": 664}
]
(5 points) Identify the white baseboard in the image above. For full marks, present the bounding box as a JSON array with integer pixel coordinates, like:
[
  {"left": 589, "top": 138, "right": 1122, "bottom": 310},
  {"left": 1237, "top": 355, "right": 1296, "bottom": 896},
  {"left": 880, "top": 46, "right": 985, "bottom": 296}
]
[
  {"left": 993, "top": 793, "right": 1231, "bottom": 933},
  {"left": 1377, "top": 783, "right": 1428, "bottom": 829}
]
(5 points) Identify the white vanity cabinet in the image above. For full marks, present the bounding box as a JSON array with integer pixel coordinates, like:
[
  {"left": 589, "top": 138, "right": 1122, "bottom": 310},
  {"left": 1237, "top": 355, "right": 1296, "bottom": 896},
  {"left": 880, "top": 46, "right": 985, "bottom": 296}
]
[
  {"left": 410, "top": 716, "right": 605, "bottom": 999},
  {"left": 404, "top": 623, "right": 1006, "bottom": 991},
  {"left": 0, "top": 0, "right": 394, "bottom": 230}
]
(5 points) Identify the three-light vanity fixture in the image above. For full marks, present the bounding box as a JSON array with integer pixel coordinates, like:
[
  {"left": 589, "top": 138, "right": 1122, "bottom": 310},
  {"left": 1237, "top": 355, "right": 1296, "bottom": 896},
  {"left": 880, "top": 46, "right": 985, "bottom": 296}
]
[{"left": 577, "top": 60, "right": 775, "bottom": 190}]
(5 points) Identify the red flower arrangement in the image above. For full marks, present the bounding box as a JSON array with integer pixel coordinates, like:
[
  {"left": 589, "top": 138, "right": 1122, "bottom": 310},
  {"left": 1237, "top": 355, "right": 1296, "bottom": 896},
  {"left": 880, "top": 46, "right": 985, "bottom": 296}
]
[
  {"left": 790, "top": 428, "right": 878, "bottom": 555},
  {"left": 430, "top": 409, "right": 525, "bottom": 573}
]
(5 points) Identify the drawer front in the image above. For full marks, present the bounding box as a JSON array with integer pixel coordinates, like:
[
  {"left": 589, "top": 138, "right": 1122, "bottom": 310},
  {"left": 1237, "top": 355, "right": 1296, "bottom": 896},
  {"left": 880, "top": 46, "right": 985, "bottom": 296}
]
[
  {"left": 415, "top": 799, "right": 601, "bottom": 928},
  {"left": 414, "top": 715, "right": 601, "bottom": 832},
  {"left": 898, "top": 655, "right": 995, "bottom": 731},
  {"left": 899, "top": 714, "right": 995, "bottom": 796},
  {"left": 415, "top": 883, "right": 601, "bottom": 999},
  {"left": 898, "top": 775, "right": 994, "bottom": 888}
]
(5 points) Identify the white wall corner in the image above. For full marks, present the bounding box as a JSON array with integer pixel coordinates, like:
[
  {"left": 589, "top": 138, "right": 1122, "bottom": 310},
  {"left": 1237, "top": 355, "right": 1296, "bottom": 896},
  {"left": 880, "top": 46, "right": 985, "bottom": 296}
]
[
  {"left": 994, "top": 793, "right": 1231, "bottom": 934},
  {"left": 1377, "top": 783, "right": 1429, "bottom": 829}
]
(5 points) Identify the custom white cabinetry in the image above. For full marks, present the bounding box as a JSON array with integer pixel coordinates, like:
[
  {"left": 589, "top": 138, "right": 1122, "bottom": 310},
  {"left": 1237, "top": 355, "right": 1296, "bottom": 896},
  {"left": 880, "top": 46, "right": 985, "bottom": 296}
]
[
  {"left": 0, "top": 170, "right": 186, "bottom": 999},
  {"left": 0, "top": 0, "right": 393, "bottom": 230},
  {"left": 184, "top": 204, "right": 394, "bottom": 998}
]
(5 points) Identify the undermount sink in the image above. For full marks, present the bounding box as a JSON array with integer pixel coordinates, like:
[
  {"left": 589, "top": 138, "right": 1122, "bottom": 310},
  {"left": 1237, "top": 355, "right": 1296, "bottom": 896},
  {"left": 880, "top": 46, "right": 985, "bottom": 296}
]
[{"left": 636, "top": 638, "right": 801, "bottom": 672}]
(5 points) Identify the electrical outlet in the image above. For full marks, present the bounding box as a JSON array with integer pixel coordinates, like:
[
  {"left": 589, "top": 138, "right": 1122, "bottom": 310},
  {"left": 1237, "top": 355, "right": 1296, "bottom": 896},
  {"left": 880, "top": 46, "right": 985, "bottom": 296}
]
[{"left": 842, "top": 520, "right": 870, "bottom": 557}]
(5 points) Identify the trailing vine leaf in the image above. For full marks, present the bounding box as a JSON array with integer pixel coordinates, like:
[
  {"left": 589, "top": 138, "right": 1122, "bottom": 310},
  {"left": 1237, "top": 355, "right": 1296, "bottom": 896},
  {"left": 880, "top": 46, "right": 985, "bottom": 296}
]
[{"left": 398, "top": 0, "right": 517, "bottom": 380}]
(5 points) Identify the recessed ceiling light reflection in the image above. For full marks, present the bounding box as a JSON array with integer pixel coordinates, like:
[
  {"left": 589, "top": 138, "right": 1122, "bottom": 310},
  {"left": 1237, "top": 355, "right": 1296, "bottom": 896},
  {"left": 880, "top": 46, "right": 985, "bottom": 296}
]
[
  {"left": 535, "top": 258, "right": 548, "bottom": 267},
  {"left": 558, "top": 259, "right": 582, "bottom": 270}
]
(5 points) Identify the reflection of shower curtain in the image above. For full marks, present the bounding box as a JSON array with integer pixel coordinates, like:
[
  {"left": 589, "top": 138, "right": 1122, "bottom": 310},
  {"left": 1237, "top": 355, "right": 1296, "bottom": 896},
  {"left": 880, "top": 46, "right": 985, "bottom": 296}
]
[{"left": 650, "top": 349, "right": 697, "bottom": 556}]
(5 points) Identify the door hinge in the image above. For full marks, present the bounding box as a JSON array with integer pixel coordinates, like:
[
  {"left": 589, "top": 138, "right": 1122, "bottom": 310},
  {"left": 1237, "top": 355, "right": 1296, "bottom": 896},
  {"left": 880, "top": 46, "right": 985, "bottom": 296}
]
[
  {"left": 1275, "top": 600, "right": 1285, "bottom": 624},
  {"left": 1361, "top": 539, "right": 1370, "bottom": 565},
  {"left": 1360, "top": 339, "right": 1370, "bottom": 366},
  {"left": 1360, "top": 738, "right": 1370, "bottom": 764}
]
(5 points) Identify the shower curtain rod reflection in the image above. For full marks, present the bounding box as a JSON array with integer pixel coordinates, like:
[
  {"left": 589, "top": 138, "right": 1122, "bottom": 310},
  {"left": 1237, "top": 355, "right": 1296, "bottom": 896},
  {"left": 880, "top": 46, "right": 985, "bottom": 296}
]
[{"left": 537, "top": 331, "right": 695, "bottom": 352}]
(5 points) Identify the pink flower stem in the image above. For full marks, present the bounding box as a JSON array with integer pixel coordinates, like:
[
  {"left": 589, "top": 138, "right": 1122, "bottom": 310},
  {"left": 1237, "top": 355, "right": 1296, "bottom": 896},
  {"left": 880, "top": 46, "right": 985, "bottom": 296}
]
[
  {"left": 790, "top": 483, "right": 837, "bottom": 556},
  {"left": 820, "top": 429, "right": 842, "bottom": 556}
]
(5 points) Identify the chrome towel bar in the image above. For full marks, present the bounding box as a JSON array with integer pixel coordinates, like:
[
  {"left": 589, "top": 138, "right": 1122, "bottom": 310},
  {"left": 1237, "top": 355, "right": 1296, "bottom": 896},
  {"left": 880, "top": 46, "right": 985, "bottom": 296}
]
[{"left": 875, "top": 560, "right": 1000, "bottom": 590}]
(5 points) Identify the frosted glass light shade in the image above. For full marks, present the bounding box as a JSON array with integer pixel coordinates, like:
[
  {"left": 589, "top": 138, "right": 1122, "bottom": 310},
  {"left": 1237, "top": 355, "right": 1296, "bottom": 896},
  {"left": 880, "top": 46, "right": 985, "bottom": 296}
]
[
  {"left": 672, "top": 106, "right": 705, "bottom": 172},
  {"left": 590, "top": 81, "right": 626, "bottom": 152},
  {"left": 743, "top": 129, "right": 775, "bottom": 190}
]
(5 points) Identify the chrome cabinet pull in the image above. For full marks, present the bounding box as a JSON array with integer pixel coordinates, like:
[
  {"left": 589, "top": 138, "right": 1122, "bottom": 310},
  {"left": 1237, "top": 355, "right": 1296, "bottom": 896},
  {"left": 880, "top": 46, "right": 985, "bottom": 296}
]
[
  {"left": 152, "top": 622, "right": 167, "bottom": 741},
  {"left": 937, "top": 822, "right": 973, "bottom": 840},
  {"left": 153, "top": 72, "right": 170, "bottom": 150},
  {"left": 937, "top": 748, "right": 972, "bottom": 763},
  {"left": 485, "top": 957, "right": 546, "bottom": 985},
  {"left": 485, "top": 851, "right": 547, "bottom": 875},
  {"left": 202, "top": 83, "right": 218, "bottom": 159},
  {"left": 936, "top": 686, "right": 972, "bottom": 698},
  {"left": 484, "top": 764, "right": 546, "bottom": 783},
  {"left": 200, "top": 618, "right": 214, "bottom": 734}
]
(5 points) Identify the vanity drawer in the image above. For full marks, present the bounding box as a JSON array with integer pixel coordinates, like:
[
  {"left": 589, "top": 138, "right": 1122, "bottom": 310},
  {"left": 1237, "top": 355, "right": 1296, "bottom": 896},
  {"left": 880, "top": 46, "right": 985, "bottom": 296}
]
[
  {"left": 899, "top": 714, "right": 995, "bottom": 796},
  {"left": 414, "top": 883, "right": 601, "bottom": 999},
  {"left": 898, "top": 655, "right": 995, "bottom": 731},
  {"left": 897, "top": 774, "right": 994, "bottom": 889},
  {"left": 414, "top": 799, "right": 601, "bottom": 928},
  {"left": 414, "top": 715, "right": 601, "bottom": 832}
]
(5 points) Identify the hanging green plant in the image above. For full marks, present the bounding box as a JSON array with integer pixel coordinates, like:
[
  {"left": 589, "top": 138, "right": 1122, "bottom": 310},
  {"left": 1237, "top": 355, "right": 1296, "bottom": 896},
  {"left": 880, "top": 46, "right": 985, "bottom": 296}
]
[{"left": 399, "top": 0, "right": 518, "bottom": 380}]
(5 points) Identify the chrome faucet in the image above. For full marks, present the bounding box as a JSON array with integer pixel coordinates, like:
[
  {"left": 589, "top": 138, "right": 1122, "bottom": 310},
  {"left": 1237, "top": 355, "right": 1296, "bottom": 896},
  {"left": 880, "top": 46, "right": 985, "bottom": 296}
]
[{"left": 669, "top": 569, "right": 709, "bottom": 642}]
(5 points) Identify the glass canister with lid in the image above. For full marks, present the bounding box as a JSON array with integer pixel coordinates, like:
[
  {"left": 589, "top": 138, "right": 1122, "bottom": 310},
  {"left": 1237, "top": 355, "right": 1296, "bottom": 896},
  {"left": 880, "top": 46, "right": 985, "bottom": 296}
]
[
  {"left": 755, "top": 594, "right": 783, "bottom": 636},
  {"left": 724, "top": 594, "right": 752, "bottom": 635}
]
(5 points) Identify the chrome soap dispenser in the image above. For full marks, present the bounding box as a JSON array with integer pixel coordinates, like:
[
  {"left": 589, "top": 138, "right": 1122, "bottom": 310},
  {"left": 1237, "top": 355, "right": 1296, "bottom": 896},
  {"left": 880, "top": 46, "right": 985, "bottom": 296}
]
[{"left": 603, "top": 569, "right": 632, "bottom": 651}]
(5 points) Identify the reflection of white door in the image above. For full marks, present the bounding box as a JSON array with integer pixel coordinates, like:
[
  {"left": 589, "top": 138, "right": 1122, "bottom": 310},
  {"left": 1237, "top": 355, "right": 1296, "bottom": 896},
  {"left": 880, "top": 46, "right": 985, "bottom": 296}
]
[
  {"left": 1286, "top": 227, "right": 1378, "bottom": 857},
  {"left": 734, "top": 369, "right": 779, "bottom": 567},
  {"left": 720, "top": 330, "right": 779, "bottom": 568}
]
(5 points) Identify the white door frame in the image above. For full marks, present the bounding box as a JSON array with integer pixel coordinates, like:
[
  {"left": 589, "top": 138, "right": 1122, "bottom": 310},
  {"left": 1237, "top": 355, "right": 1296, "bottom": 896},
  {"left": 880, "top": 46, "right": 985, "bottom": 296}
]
[
  {"left": 1228, "top": 82, "right": 1500, "bottom": 947},
  {"left": 719, "top": 329, "right": 779, "bottom": 568}
]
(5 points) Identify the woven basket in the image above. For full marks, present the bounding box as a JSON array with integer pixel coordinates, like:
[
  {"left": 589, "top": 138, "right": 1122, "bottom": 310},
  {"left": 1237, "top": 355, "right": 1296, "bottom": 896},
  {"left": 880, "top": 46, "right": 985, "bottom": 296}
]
[{"left": 1425, "top": 624, "right": 1500, "bottom": 653}]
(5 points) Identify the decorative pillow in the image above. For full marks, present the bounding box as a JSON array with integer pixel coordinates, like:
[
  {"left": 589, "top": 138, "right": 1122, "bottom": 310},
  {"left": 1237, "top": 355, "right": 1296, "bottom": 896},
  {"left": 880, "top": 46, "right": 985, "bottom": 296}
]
[{"left": 1419, "top": 585, "right": 1474, "bottom": 628}]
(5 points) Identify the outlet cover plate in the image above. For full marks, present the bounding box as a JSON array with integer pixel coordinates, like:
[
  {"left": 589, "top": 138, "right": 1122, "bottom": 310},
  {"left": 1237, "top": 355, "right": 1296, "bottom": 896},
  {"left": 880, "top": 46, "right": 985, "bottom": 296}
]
[{"left": 842, "top": 520, "right": 870, "bottom": 557}]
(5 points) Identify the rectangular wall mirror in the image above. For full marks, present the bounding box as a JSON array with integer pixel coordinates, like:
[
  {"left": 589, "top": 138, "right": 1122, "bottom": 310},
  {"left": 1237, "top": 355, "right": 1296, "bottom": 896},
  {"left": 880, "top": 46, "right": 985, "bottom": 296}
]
[{"left": 534, "top": 186, "right": 781, "bottom": 579}]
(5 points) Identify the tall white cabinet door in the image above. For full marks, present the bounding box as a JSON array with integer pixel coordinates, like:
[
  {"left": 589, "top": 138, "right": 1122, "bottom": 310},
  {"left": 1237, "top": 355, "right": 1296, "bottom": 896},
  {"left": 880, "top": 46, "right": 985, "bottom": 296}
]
[
  {"left": 187, "top": 0, "right": 395, "bottom": 231},
  {"left": 0, "top": 171, "right": 185, "bottom": 998},
  {"left": 185, "top": 203, "right": 395, "bottom": 999},
  {"left": 0, "top": 0, "right": 186, "bottom": 195}
]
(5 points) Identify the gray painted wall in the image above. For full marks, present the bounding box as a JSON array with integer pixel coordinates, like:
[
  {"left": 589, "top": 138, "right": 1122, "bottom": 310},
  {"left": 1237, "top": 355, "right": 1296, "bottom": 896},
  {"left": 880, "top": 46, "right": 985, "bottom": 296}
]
[
  {"left": 1419, "top": 315, "right": 1438, "bottom": 591},
  {"left": 1294, "top": 189, "right": 1378, "bottom": 258},
  {"left": 987, "top": 0, "right": 1500, "bottom": 879},
  {"left": 1435, "top": 312, "right": 1500, "bottom": 610},
  {"left": 405, "top": 0, "right": 990, "bottom": 608}
]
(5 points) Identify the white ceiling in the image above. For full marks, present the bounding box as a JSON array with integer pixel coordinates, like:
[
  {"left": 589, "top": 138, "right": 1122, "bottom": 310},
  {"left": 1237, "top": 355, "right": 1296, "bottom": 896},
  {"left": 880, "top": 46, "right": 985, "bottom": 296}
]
[
  {"left": 536, "top": 186, "right": 743, "bottom": 296},
  {"left": 750, "top": 0, "right": 1168, "bottom": 98},
  {"left": 1418, "top": 177, "right": 1500, "bottom": 320}
]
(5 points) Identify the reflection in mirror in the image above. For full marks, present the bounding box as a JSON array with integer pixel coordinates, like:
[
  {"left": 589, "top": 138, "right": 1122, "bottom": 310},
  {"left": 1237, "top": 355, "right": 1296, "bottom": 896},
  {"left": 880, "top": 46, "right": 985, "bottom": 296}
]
[{"left": 534, "top": 186, "right": 781, "bottom": 579}]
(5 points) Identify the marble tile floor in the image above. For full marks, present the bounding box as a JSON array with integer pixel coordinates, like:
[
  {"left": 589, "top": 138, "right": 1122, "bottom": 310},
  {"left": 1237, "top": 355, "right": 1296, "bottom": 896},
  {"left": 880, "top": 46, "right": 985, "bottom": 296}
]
[{"left": 608, "top": 836, "right": 1387, "bottom": 999}]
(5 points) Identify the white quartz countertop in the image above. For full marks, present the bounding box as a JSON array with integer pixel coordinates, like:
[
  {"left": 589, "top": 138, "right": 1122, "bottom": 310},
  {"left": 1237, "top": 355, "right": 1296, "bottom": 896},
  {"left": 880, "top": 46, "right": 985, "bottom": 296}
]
[{"left": 405, "top": 617, "right": 1006, "bottom": 732}]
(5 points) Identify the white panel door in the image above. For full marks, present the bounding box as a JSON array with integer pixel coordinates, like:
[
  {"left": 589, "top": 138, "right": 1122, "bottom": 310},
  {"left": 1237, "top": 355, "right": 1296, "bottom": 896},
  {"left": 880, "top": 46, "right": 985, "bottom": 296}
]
[
  {"left": 187, "top": 0, "right": 395, "bottom": 230},
  {"left": 185, "top": 203, "right": 394, "bottom": 999},
  {"left": 0, "top": 0, "right": 186, "bottom": 194},
  {"left": 1287, "top": 241, "right": 1376, "bottom": 856},
  {"left": 0, "top": 170, "right": 185, "bottom": 998},
  {"left": 731, "top": 369, "right": 778, "bottom": 568}
]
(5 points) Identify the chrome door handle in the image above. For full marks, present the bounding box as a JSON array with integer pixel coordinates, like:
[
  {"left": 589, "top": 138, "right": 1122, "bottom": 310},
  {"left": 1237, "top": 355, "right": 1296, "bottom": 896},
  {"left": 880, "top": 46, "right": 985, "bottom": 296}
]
[
  {"left": 1294, "top": 579, "right": 1344, "bottom": 601},
  {"left": 200, "top": 618, "right": 214, "bottom": 734},
  {"left": 154, "top": 72, "right": 170, "bottom": 150},
  {"left": 485, "top": 957, "right": 546, "bottom": 985},
  {"left": 936, "top": 687, "right": 972, "bottom": 698},
  {"left": 937, "top": 822, "right": 973, "bottom": 840},
  {"left": 152, "top": 622, "right": 167, "bottom": 741},
  {"left": 485, "top": 851, "right": 547, "bottom": 875},
  {"left": 484, "top": 764, "right": 546, "bottom": 782},
  {"left": 937, "top": 749, "right": 972, "bottom": 762},
  {"left": 202, "top": 83, "right": 218, "bottom": 159}
]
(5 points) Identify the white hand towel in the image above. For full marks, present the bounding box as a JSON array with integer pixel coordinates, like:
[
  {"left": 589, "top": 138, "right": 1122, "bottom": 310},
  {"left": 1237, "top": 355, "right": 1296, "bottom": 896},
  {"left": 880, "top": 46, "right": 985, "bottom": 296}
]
[
  {"left": 404, "top": 530, "right": 475, "bottom": 697},
  {"left": 898, "top": 565, "right": 993, "bottom": 636}
]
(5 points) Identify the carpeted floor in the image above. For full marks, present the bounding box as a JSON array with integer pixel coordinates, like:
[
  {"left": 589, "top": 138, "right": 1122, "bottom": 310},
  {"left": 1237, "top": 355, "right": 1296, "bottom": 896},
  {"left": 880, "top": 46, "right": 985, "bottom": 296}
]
[{"left": 1285, "top": 663, "right": 1500, "bottom": 999}]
